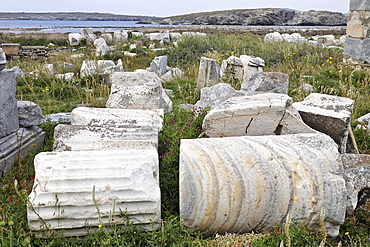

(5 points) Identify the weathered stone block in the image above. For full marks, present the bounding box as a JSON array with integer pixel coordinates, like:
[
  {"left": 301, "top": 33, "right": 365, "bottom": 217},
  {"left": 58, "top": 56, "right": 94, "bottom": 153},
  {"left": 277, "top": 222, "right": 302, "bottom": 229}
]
[
  {"left": 68, "top": 33, "right": 83, "bottom": 46},
  {"left": 80, "top": 60, "right": 116, "bottom": 78},
  {"left": 71, "top": 107, "right": 163, "bottom": 131},
  {"left": 350, "top": 0, "right": 370, "bottom": 10},
  {"left": 0, "top": 69, "right": 19, "bottom": 138},
  {"left": 197, "top": 57, "right": 220, "bottom": 89},
  {"left": 106, "top": 71, "right": 172, "bottom": 112},
  {"left": 220, "top": 56, "right": 244, "bottom": 81},
  {"left": 347, "top": 11, "right": 370, "bottom": 38},
  {"left": 293, "top": 93, "right": 354, "bottom": 153},
  {"left": 27, "top": 149, "right": 161, "bottom": 235},
  {"left": 53, "top": 124, "right": 158, "bottom": 151},
  {"left": 149, "top": 56, "right": 168, "bottom": 76},
  {"left": 18, "top": 101, "right": 44, "bottom": 127},
  {"left": 194, "top": 83, "right": 244, "bottom": 110},
  {"left": 113, "top": 31, "right": 128, "bottom": 43},
  {"left": 180, "top": 134, "right": 347, "bottom": 237},
  {"left": 341, "top": 154, "right": 370, "bottom": 211},
  {"left": 0, "top": 127, "right": 45, "bottom": 176},
  {"left": 344, "top": 37, "right": 362, "bottom": 61},
  {"left": 241, "top": 72, "right": 289, "bottom": 96},
  {"left": 202, "top": 93, "right": 315, "bottom": 137},
  {"left": 1, "top": 43, "right": 20, "bottom": 55}
]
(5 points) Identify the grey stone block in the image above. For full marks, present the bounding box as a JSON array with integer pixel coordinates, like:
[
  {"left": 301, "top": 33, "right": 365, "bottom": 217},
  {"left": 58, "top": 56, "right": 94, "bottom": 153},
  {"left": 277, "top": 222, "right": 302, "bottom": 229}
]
[
  {"left": 361, "top": 38, "right": 370, "bottom": 63},
  {"left": 350, "top": 0, "right": 370, "bottom": 10},
  {"left": 18, "top": 101, "right": 44, "bottom": 127},
  {"left": 344, "top": 38, "right": 362, "bottom": 61},
  {"left": 0, "top": 127, "right": 45, "bottom": 176},
  {"left": 0, "top": 69, "right": 19, "bottom": 138}
]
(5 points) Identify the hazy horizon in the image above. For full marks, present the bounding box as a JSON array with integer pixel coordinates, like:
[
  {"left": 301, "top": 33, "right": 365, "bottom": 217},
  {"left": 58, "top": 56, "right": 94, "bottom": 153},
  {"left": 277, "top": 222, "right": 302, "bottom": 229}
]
[{"left": 2, "top": 0, "right": 348, "bottom": 17}]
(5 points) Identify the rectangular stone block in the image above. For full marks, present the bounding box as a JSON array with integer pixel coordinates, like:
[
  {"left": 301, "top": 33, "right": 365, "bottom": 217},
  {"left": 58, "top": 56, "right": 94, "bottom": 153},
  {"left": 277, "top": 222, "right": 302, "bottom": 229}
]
[
  {"left": 71, "top": 107, "right": 163, "bottom": 131},
  {"left": 27, "top": 149, "right": 161, "bottom": 235},
  {"left": 347, "top": 11, "right": 370, "bottom": 38},
  {"left": 361, "top": 38, "right": 370, "bottom": 63},
  {"left": 344, "top": 37, "right": 363, "bottom": 61},
  {"left": 53, "top": 124, "right": 158, "bottom": 151},
  {"left": 0, "top": 69, "right": 19, "bottom": 138},
  {"left": 0, "top": 127, "right": 45, "bottom": 176},
  {"left": 1, "top": 43, "right": 20, "bottom": 55},
  {"left": 350, "top": 0, "right": 370, "bottom": 10}
]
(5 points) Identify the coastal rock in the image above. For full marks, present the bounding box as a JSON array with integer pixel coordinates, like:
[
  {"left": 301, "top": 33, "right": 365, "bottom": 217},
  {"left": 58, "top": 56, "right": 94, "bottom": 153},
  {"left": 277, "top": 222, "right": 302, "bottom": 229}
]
[{"left": 151, "top": 9, "right": 346, "bottom": 26}]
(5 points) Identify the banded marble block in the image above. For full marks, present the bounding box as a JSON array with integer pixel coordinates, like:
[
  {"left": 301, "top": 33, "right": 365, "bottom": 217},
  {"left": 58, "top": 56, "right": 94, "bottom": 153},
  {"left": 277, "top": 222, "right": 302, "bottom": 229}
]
[
  {"left": 180, "top": 133, "right": 347, "bottom": 237},
  {"left": 28, "top": 149, "right": 160, "bottom": 236}
]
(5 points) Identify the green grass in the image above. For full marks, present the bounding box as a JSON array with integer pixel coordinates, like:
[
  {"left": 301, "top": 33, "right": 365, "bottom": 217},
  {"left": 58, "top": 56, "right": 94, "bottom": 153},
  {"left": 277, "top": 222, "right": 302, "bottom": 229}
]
[{"left": 1, "top": 31, "right": 370, "bottom": 246}]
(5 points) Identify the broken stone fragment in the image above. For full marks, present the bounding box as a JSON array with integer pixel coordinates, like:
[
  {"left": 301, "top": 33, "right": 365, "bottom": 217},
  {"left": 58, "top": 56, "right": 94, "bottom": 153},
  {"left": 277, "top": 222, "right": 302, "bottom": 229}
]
[
  {"left": 202, "top": 93, "right": 315, "bottom": 138},
  {"left": 241, "top": 72, "right": 289, "bottom": 96},
  {"left": 293, "top": 93, "right": 354, "bottom": 153}
]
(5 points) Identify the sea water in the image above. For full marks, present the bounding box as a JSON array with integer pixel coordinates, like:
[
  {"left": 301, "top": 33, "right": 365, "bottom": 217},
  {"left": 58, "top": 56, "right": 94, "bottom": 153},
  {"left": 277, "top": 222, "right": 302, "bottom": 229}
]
[{"left": 0, "top": 20, "right": 159, "bottom": 33}]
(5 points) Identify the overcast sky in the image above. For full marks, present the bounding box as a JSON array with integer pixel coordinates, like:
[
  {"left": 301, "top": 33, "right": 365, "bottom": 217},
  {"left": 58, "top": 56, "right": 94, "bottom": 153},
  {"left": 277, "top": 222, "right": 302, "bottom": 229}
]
[{"left": 2, "top": 0, "right": 349, "bottom": 17}]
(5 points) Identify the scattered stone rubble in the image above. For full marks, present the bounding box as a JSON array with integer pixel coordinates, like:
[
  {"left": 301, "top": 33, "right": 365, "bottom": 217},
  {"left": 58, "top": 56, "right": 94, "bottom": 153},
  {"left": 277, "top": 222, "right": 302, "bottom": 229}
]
[
  {"left": 0, "top": 68, "right": 45, "bottom": 176},
  {"left": 27, "top": 71, "right": 170, "bottom": 236},
  {"left": 264, "top": 31, "right": 345, "bottom": 48}
]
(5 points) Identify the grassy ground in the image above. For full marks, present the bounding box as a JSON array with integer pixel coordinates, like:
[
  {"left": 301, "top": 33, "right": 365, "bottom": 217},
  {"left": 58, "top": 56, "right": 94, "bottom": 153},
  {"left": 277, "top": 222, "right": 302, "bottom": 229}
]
[{"left": 1, "top": 31, "right": 370, "bottom": 246}]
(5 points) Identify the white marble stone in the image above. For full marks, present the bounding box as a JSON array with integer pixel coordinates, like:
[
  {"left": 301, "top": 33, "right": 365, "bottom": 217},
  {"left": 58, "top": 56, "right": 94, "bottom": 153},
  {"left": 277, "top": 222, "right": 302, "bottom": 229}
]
[
  {"left": 203, "top": 93, "right": 314, "bottom": 137},
  {"left": 197, "top": 57, "right": 220, "bottom": 89},
  {"left": 293, "top": 93, "right": 354, "bottom": 153},
  {"left": 180, "top": 133, "right": 347, "bottom": 237},
  {"left": 53, "top": 124, "right": 158, "bottom": 151},
  {"left": 28, "top": 149, "right": 161, "bottom": 234},
  {"left": 106, "top": 71, "right": 172, "bottom": 112},
  {"left": 71, "top": 107, "right": 163, "bottom": 131}
]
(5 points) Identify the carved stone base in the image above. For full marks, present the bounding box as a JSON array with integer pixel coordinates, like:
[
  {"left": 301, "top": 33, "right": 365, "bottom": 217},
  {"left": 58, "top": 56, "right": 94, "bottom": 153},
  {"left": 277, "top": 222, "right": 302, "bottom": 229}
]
[{"left": 0, "top": 126, "right": 45, "bottom": 176}]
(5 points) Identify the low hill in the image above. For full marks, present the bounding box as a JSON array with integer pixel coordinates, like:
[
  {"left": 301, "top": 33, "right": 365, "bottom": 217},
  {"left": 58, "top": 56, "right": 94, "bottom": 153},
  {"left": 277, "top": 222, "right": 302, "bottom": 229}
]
[
  {"left": 141, "top": 8, "right": 347, "bottom": 26},
  {"left": 0, "top": 12, "right": 158, "bottom": 21}
]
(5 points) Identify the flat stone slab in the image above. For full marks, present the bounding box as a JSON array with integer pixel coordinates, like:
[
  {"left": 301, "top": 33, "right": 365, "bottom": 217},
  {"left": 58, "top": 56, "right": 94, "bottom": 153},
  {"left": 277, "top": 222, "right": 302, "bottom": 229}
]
[
  {"left": 202, "top": 93, "right": 315, "bottom": 137},
  {"left": 28, "top": 149, "right": 161, "bottom": 235},
  {"left": 180, "top": 133, "right": 347, "bottom": 237},
  {"left": 0, "top": 127, "right": 45, "bottom": 176},
  {"left": 53, "top": 124, "right": 158, "bottom": 151},
  {"left": 71, "top": 107, "right": 163, "bottom": 131}
]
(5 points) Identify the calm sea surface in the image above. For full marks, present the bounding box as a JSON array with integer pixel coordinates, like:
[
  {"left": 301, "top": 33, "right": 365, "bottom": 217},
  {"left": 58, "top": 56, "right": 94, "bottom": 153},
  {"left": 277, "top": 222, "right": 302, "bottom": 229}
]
[{"left": 0, "top": 20, "right": 159, "bottom": 33}]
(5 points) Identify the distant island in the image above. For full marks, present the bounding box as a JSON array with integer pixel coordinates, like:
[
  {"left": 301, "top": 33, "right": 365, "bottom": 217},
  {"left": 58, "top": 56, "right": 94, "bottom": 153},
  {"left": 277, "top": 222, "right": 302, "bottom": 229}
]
[
  {"left": 0, "top": 8, "right": 347, "bottom": 26},
  {"left": 0, "top": 12, "right": 158, "bottom": 21},
  {"left": 143, "top": 8, "right": 347, "bottom": 26}
]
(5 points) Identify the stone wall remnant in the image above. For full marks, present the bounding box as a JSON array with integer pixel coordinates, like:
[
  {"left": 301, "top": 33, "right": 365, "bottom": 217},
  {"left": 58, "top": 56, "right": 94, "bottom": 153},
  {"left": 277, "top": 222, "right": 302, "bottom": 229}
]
[{"left": 197, "top": 57, "right": 221, "bottom": 89}]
